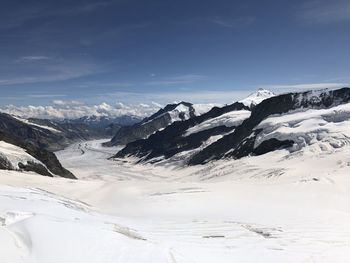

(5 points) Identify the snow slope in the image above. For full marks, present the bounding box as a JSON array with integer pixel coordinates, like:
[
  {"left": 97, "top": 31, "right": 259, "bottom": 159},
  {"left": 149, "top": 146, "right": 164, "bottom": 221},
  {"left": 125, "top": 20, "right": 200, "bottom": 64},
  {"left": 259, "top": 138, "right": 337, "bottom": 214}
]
[
  {"left": 240, "top": 88, "right": 275, "bottom": 107},
  {"left": 140, "top": 102, "right": 194, "bottom": 126},
  {"left": 185, "top": 110, "right": 250, "bottom": 136},
  {"left": 141, "top": 103, "right": 214, "bottom": 126},
  {"left": 192, "top": 103, "right": 218, "bottom": 115},
  {"left": 1, "top": 139, "right": 349, "bottom": 262},
  {"left": 168, "top": 103, "right": 193, "bottom": 122},
  {"left": 255, "top": 102, "right": 350, "bottom": 152},
  {"left": 0, "top": 141, "right": 47, "bottom": 170}
]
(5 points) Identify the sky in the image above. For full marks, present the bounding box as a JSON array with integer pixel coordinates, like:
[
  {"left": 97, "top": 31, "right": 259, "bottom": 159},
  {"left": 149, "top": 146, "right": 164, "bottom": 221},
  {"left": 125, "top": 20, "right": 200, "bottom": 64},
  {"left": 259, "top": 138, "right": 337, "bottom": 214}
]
[{"left": 0, "top": 0, "right": 350, "bottom": 117}]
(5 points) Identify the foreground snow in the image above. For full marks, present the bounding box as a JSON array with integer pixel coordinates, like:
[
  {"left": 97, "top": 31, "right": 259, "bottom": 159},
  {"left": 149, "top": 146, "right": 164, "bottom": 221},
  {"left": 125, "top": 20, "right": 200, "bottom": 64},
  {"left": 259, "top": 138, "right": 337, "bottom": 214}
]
[{"left": 1, "top": 140, "right": 350, "bottom": 262}]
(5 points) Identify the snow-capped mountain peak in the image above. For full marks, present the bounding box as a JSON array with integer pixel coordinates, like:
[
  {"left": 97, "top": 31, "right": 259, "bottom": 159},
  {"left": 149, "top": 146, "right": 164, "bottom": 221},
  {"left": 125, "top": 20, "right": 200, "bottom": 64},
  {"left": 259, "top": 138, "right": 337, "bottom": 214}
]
[
  {"left": 140, "top": 101, "right": 195, "bottom": 125},
  {"left": 240, "top": 88, "right": 276, "bottom": 107}
]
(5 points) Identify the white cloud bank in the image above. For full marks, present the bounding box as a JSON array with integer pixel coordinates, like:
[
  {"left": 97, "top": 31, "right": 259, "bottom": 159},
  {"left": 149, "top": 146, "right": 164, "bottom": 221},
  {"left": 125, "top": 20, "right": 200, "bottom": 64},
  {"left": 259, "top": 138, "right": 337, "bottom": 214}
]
[
  {"left": 0, "top": 101, "right": 162, "bottom": 120},
  {"left": 2, "top": 83, "right": 348, "bottom": 120}
]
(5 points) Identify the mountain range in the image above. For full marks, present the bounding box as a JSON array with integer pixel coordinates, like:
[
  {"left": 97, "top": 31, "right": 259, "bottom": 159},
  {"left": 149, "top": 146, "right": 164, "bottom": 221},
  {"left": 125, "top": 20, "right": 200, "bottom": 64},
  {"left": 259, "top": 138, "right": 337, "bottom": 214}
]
[
  {"left": 1, "top": 87, "right": 349, "bottom": 178},
  {"left": 113, "top": 87, "right": 350, "bottom": 167},
  {"left": 0, "top": 113, "right": 140, "bottom": 178}
]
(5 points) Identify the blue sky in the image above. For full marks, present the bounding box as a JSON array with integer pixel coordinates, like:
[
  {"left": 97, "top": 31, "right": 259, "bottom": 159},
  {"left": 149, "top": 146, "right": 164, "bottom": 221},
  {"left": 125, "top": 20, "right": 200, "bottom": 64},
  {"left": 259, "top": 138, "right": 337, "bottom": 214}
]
[{"left": 1, "top": 0, "right": 350, "bottom": 107}]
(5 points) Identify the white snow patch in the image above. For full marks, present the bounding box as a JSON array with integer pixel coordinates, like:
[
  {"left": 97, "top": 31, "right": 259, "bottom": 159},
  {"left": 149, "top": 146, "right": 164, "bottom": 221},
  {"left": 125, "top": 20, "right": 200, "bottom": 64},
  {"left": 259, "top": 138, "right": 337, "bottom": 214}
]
[
  {"left": 0, "top": 141, "right": 44, "bottom": 169},
  {"left": 192, "top": 103, "right": 219, "bottom": 115},
  {"left": 240, "top": 89, "right": 275, "bottom": 107},
  {"left": 185, "top": 110, "right": 251, "bottom": 136},
  {"left": 168, "top": 103, "right": 192, "bottom": 122},
  {"left": 12, "top": 115, "right": 61, "bottom": 133},
  {"left": 255, "top": 103, "right": 350, "bottom": 152}
]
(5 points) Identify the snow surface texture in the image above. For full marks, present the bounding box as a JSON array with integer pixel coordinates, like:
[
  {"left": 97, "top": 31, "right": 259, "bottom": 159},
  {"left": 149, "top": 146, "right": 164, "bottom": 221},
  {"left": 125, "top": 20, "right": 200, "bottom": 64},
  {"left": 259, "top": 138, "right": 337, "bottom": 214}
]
[
  {"left": 0, "top": 139, "right": 349, "bottom": 262},
  {"left": 255, "top": 103, "right": 350, "bottom": 153},
  {"left": 240, "top": 88, "right": 276, "bottom": 107}
]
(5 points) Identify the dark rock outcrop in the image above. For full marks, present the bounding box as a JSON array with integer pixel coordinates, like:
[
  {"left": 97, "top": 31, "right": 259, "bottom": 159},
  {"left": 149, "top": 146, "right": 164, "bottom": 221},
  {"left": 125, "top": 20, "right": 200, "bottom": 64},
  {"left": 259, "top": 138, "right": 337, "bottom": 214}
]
[
  {"left": 0, "top": 155, "right": 13, "bottom": 170},
  {"left": 253, "top": 138, "right": 294, "bottom": 156},
  {"left": 0, "top": 116, "right": 76, "bottom": 179},
  {"left": 114, "top": 102, "right": 249, "bottom": 161},
  {"left": 18, "top": 161, "right": 53, "bottom": 177},
  {"left": 114, "top": 87, "right": 350, "bottom": 166},
  {"left": 0, "top": 113, "right": 64, "bottom": 151},
  {"left": 188, "top": 88, "right": 350, "bottom": 165},
  {"left": 105, "top": 102, "right": 197, "bottom": 147}
]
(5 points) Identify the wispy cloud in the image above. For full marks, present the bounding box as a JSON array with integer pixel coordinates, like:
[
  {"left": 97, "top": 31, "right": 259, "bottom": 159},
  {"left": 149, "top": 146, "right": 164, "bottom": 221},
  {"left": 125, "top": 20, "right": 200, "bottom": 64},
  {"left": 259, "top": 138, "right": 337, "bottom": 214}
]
[
  {"left": 260, "top": 82, "right": 349, "bottom": 92},
  {"left": 0, "top": 1, "right": 117, "bottom": 30},
  {"left": 78, "top": 81, "right": 134, "bottom": 88},
  {"left": 297, "top": 0, "right": 350, "bottom": 24},
  {"left": 0, "top": 70, "right": 93, "bottom": 85},
  {"left": 104, "top": 89, "right": 254, "bottom": 104},
  {"left": 0, "top": 57, "right": 100, "bottom": 86},
  {"left": 146, "top": 74, "right": 207, "bottom": 86},
  {"left": 73, "top": 1, "right": 116, "bottom": 13},
  {"left": 42, "top": 0, "right": 119, "bottom": 19},
  {"left": 15, "top": 56, "right": 52, "bottom": 63},
  {"left": 27, "top": 94, "right": 67, "bottom": 99},
  {"left": 208, "top": 16, "right": 255, "bottom": 28}
]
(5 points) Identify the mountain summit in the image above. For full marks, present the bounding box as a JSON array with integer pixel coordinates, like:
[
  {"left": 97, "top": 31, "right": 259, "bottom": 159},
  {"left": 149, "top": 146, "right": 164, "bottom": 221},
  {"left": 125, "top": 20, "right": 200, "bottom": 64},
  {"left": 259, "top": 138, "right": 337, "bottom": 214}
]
[{"left": 104, "top": 102, "right": 199, "bottom": 146}]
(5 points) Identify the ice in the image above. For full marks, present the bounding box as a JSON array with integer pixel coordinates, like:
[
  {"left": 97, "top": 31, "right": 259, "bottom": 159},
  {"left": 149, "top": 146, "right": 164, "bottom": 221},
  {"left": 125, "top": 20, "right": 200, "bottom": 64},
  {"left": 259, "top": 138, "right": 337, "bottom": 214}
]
[
  {"left": 0, "top": 138, "right": 349, "bottom": 262},
  {"left": 254, "top": 103, "right": 350, "bottom": 152}
]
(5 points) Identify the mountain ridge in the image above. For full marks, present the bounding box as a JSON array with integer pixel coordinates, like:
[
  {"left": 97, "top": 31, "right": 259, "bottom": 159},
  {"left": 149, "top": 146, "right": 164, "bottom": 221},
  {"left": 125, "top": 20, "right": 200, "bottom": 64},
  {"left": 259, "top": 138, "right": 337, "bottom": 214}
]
[
  {"left": 112, "top": 87, "right": 350, "bottom": 167},
  {"left": 104, "top": 101, "right": 200, "bottom": 147}
]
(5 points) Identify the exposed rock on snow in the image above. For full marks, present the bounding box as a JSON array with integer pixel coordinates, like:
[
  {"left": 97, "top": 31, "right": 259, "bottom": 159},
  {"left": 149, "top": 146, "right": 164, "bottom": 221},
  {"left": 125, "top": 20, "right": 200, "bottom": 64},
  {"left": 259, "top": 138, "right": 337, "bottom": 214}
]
[
  {"left": 189, "top": 87, "right": 350, "bottom": 165},
  {"left": 114, "top": 102, "right": 249, "bottom": 163},
  {"left": 104, "top": 101, "right": 207, "bottom": 147},
  {"left": 112, "top": 87, "right": 350, "bottom": 166},
  {"left": 1, "top": 139, "right": 349, "bottom": 262},
  {"left": 0, "top": 134, "right": 75, "bottom": 178}
]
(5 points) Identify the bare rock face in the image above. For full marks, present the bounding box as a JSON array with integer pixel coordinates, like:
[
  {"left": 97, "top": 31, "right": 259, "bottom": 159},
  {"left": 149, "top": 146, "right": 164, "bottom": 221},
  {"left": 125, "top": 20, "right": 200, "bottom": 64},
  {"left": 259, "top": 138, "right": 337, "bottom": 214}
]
[
  {"left": 114, "top": 87, "right": 350, "bottom": 166},
  {"left": 189, "top": 87, "right": 350, "bottom": 165},
  {"left": 0, "top": 155, "right": 13, "bottom": 170},
  {"left": 0, "top": 117, "right": 76, "bottom": 179},
  {"left": 114, "top": 102, "right": 249, "bottom": 162},
  {"left": 18, "top": 161, "right": 53, "bottom": 177}
]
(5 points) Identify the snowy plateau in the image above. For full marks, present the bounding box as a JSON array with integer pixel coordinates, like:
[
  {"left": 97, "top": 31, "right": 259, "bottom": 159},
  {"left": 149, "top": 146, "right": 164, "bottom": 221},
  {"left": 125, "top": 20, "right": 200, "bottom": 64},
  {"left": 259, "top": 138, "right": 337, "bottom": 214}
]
[{"left": 0, "top": 89, "right": 350, "bottom": 263}]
